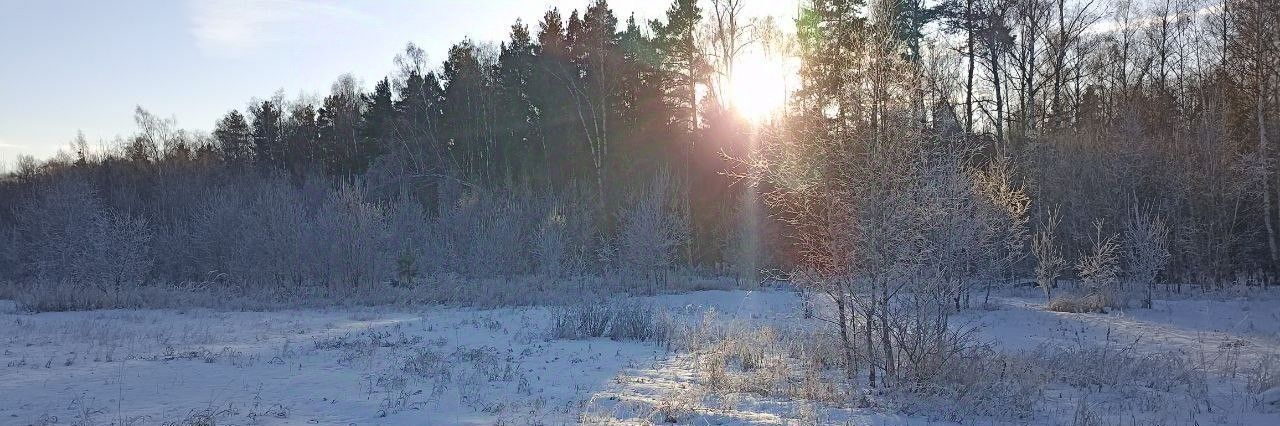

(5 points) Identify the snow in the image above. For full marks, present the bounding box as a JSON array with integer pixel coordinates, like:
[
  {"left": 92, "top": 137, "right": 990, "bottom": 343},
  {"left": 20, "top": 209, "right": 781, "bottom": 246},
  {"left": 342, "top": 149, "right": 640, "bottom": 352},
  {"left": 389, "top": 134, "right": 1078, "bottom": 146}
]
[
  {"left": 0, "top": 305, "right": 664, "bottom": 424},
  {"left": 3, "top": 287, "right": 1280, "bottom": 424},
  {"left": 959, "top": 287, "right": 1280, "bottom": 377}
]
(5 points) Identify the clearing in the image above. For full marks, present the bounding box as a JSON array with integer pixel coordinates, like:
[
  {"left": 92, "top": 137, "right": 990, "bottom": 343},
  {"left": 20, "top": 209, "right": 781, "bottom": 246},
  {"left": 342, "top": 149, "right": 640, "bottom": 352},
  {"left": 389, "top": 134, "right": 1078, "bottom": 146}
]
[{"left": 2, "top": 288, "right": 1279, "bottom": 425}]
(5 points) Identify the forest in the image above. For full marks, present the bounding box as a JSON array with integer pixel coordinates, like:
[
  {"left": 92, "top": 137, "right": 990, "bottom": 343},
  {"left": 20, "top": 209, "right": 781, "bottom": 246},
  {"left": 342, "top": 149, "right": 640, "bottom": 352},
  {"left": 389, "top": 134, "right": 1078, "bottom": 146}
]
[
  {"left": 1, "top": 0, "right": 1279, "bottom": 423},
  {"left": 3, "top": 0, "right": 1275, "bottom": 305}
]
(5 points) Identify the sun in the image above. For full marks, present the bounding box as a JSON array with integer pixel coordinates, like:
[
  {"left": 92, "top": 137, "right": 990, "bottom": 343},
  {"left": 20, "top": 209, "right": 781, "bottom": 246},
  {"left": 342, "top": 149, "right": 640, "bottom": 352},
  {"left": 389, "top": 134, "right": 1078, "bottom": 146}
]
[{"left": 725, "top": 52, "right": 792, "bottom": 124}]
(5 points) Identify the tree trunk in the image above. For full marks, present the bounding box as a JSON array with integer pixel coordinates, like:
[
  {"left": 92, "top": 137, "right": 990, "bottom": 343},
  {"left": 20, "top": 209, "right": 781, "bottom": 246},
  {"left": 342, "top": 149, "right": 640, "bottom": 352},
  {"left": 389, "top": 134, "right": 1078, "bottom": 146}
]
[
  {"left": 864, "top": 292, "right": 877, "bottom": 388},
  {"left": 879, "top": 281, "right": 895, "bottom": 384},
  {"left": 990, "top": 31, "right": 1005, "bottom": 144},
  {"left": 966, "top": 0, "right": 976, "bottom": 133},
  {"left": 685, "top": 38, "right": 698, "bottom": 269},
  {"left": 835, "top": 288, "right": 858, "bottom": 380},
  {"left": 1260, "top": 70, "right": 1278, "bottom": 265},
  {"left": 1051, "top": 0, "right": 1065, "bottom": 125}
]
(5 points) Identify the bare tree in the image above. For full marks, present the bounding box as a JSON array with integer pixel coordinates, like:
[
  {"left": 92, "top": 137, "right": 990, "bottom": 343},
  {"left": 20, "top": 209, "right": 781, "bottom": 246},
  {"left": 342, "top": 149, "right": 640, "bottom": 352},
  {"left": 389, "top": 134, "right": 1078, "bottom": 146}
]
[
  {"left": 1077, "top": 221, "right": 1121, "bottom": 309},
  {"left": 618, "top": 169, "right": 689, "bottom": 290},
  {"left": 707, "top": 0, "right": 757, "bottom": 106},
  {"left": 1032, "top": 209, "right": 1066, "bottom": 299},
  {"left": 1124, "top": 205, "right": 1170, "bottom": 308}
]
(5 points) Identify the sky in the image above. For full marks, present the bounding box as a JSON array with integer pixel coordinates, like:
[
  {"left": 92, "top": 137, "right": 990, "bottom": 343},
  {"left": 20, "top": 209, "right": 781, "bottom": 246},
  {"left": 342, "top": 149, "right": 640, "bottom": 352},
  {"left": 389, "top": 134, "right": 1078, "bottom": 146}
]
[{"left": 0, "top": 0, "right": 799, "bottom": 163}]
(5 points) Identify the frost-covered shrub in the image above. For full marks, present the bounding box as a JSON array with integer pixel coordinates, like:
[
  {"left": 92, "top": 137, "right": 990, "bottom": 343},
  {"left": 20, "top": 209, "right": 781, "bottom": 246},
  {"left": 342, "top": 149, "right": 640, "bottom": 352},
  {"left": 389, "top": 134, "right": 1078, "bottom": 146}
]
[
  {"left": 1032, "top": 210, "right": 1066, "bottom": 299},
  {"left": 1074, "top": 222, "right": 1122, "bottom": 310},
  {"left": 13, "top": 177, "right": 154, "bottom": 310},
  {"left": 534, "top": 203, "right": 569, "bottom": 278},
  {"left": 192, "top": 178, "right": 308, "bottom": 289},
  {"left": 386, "top": 194, "right": 431, "bottom": 286},
  {"left": 549, "top": 300, "right": 669, "bottom": 343},
  {"left": 1246, "top": 355, "right": 1280, "bottom": 396},
  {"left": 311, "top": 183, "right": 391, "bottom": 293},
  {"left": 890, "top": 344, "right": 1044, "bottom": 421},
  {"left": 617, "top": 170, "right": 688, "bottom": 288},
  {"left": 1123, "top": 206, "right": 1170, "bottom": 308},
  {"left": 185, "top": 178, "right": 399, "bottom": 294},
  {"left": 550, "top": 302, "right": 612, "bottom": 339},
  {"left": 1033, "top": 342, "right": 1207, "bottom": 397},
  {"left": 0, "top": 223, "right": 18, "bottom": 286},
  {"left": 87, "top": 209, "right": 154, "bottom": 292},
  {"left": 437, "top": 191, "right": 533, "bottom": 278},
  {"left": 608, "top": 300, "right": 668, "bottom": 342}
]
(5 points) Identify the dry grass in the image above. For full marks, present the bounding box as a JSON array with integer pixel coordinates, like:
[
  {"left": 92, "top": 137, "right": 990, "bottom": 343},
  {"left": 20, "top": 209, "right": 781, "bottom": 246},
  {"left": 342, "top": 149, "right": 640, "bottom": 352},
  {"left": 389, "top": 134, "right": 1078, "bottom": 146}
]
[
  {"left": 548, "top": 300, "right": 674, "bottom": 344},
  {"left": 1046, "top": 293, "right": 1112, "bottom": 313},
  {"left": 9, "top": 273, "right": 747, "bottom": 313}
]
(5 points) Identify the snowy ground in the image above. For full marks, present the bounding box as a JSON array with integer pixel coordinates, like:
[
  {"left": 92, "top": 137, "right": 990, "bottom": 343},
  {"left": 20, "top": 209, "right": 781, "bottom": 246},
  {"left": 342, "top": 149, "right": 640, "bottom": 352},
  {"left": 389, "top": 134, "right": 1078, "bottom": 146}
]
[{"left": 3, "top": 288, "right": 1280, "bottom": 425}]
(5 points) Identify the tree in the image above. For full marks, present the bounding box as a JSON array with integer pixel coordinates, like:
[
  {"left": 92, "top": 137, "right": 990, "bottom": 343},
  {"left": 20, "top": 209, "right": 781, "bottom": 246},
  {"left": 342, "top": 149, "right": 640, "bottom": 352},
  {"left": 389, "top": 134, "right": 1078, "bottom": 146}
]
[
  {"left": 361, "top": 78, "right": 395, "bottom": 169},
  {"left": 495, "top": 20, "right": 539, "bottom": 185},
  {"left": 1044, "top": 0, "right": 1097, "bottom": 127},
  {"left": 282, "top": 102, "right": 319, "bottom": 179},
  {"left": 1032, "top": 209, "right": 1065, "bottom": 298},
  {"left": 392, "top": 43, "right": 448, "bottom": 192},
  {"left": 707, "top": 0, "right": 755, "bottom": 108},
  {"left": 214, "top": 110, "right": 253, "bottom": 167},
  {"left": 318, "top": 75, "right": 367, "bottom": 179},
  {"left": 441, "top": 40, "right": 497, "bottom": 182},
  {"left": 572, "top": 1, "right": 623, "bottom": 206},
  {"left": 1008, "top": 0, "right": 1051, "bottom": 135},
  {"left": 250, "top": 99, "right": 284, "bottom": 170},
  {"left": 653, "top": 0, "right": 707, "bottom": 132},
  {"left": 1124, "top": 206, "right": 1170, "bottom": 308},
  {"left": 532, "top": 8, "right": 585, "bottom": 188},
  {"left": 976, "top": 0, "right": 1014, "bottom": 143},
  {"left": 1226, "top": 0, "right": 1280, "bottom": 267}
]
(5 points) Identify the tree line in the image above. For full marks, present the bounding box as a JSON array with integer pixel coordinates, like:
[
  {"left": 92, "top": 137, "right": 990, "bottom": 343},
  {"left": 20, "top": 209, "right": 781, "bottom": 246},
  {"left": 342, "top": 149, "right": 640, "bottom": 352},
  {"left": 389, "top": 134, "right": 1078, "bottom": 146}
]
[{"left": 0, "top": 0, "right": 1277, "bottom": 313}]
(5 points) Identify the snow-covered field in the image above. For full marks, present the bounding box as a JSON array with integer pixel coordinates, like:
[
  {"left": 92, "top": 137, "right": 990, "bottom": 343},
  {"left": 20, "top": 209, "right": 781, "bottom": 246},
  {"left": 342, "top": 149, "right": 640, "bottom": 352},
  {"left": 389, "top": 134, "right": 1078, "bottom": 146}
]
[{"left": 3, "top": 288, "right": 1280, "bottom": 425}]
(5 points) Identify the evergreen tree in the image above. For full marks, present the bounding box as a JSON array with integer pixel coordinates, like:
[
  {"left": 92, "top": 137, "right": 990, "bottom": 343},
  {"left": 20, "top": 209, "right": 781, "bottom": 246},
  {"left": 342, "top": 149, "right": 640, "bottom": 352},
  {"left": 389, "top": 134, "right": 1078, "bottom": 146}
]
[
  {"left": 441, "top": 40, "right": 494, "bottom": 182},
  {"left": 283, "top": 102, "right": 318, "bottom": 179},
  {"left": 532, "top": 8, "right": 584, "bottom": 188},
  {"left": 495, "top": 20, "right": 538, "bottom": 185},
  {"left": 213, "top": 110, "right": 253, "bottom": 167},
  {"left": 652, "top": 0, "right": 708, "bottom": 133},
  {"left": 394, "top": 63, "right": 446, "bottom": 176},
  {"left": 249, "top": 100, "right": 283, "bottom": 170},
  {"left": 362, "top": 78, "right": 395, "bottom": 168},
  {"left": 317, "top": 75, "right": 367, "bottom": 179}
]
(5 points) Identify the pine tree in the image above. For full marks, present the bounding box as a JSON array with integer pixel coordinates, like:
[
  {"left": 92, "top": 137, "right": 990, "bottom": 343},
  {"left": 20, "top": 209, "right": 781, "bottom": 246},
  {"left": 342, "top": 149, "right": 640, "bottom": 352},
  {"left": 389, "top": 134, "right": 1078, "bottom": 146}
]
[
  {"left": 249, "top": 100, "right": 283, "bottom": 170},
  {"left": 532, "top": 8, "right": 584, "bottom": 188},
  {"left": 495, "top": 20, "right": 538, "bottom": 185},
  {"left": 213, "top": 110, "right": 253, "bottom": 167},
  {"left": 362, "top": 78, "right": 395, "bottom": 169},
  {"left": 441, "top": 40, "right": 493, "bottom": 182},
  {"left": 651, "top": 0, "right": 707, "bottom": 133},
  {"left": 283, "top": 102, "right": 318, "bottom": 179},
  {"left": 318, "top": 75, "right": 366, "bottom": 179}
]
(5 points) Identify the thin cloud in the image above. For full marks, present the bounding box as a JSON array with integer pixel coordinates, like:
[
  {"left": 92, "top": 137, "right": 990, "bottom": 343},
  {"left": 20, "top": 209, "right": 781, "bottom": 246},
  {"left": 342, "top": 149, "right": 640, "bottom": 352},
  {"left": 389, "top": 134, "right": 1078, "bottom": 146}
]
[{"left": 188, "top": 0, "right": 374, "bottom": 56}]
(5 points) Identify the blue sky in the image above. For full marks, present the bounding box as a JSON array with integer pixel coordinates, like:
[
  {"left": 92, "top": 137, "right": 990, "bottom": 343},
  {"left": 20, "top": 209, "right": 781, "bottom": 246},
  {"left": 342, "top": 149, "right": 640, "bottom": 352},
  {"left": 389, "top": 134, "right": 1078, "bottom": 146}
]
[{"left": 0, "top": 0, "right": 796, "bottom": 163}]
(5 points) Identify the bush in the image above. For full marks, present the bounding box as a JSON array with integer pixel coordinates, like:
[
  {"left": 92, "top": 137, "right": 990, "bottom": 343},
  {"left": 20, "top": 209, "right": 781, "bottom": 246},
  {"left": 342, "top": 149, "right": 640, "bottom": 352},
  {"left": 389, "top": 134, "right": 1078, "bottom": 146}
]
[
  {"left": 617, "top": 170, "right": 688, "bottom": 288},
  {"left": 548, "top": 300, "right": 670, "bottom": 343},
  {"left": 12, "top": 178, "right": 154, "bottom": 310},
  {"left": 608, "top": 300, "right": 666, "bottom": 342}
]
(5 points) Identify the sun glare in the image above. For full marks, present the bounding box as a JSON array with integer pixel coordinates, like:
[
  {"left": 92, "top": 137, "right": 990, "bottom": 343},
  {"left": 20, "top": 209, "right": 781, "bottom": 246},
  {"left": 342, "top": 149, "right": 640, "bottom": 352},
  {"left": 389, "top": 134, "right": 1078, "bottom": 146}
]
[{"left": 726, "top": 52, "right": 792, "bottom": 124}]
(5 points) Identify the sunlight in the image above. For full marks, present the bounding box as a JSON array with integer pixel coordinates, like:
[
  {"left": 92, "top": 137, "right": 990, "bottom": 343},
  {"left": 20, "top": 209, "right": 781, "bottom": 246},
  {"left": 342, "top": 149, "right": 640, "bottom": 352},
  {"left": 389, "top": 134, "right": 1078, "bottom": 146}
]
[{"left": 725, "top": 52, "right": 791, "bottom": 124}]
